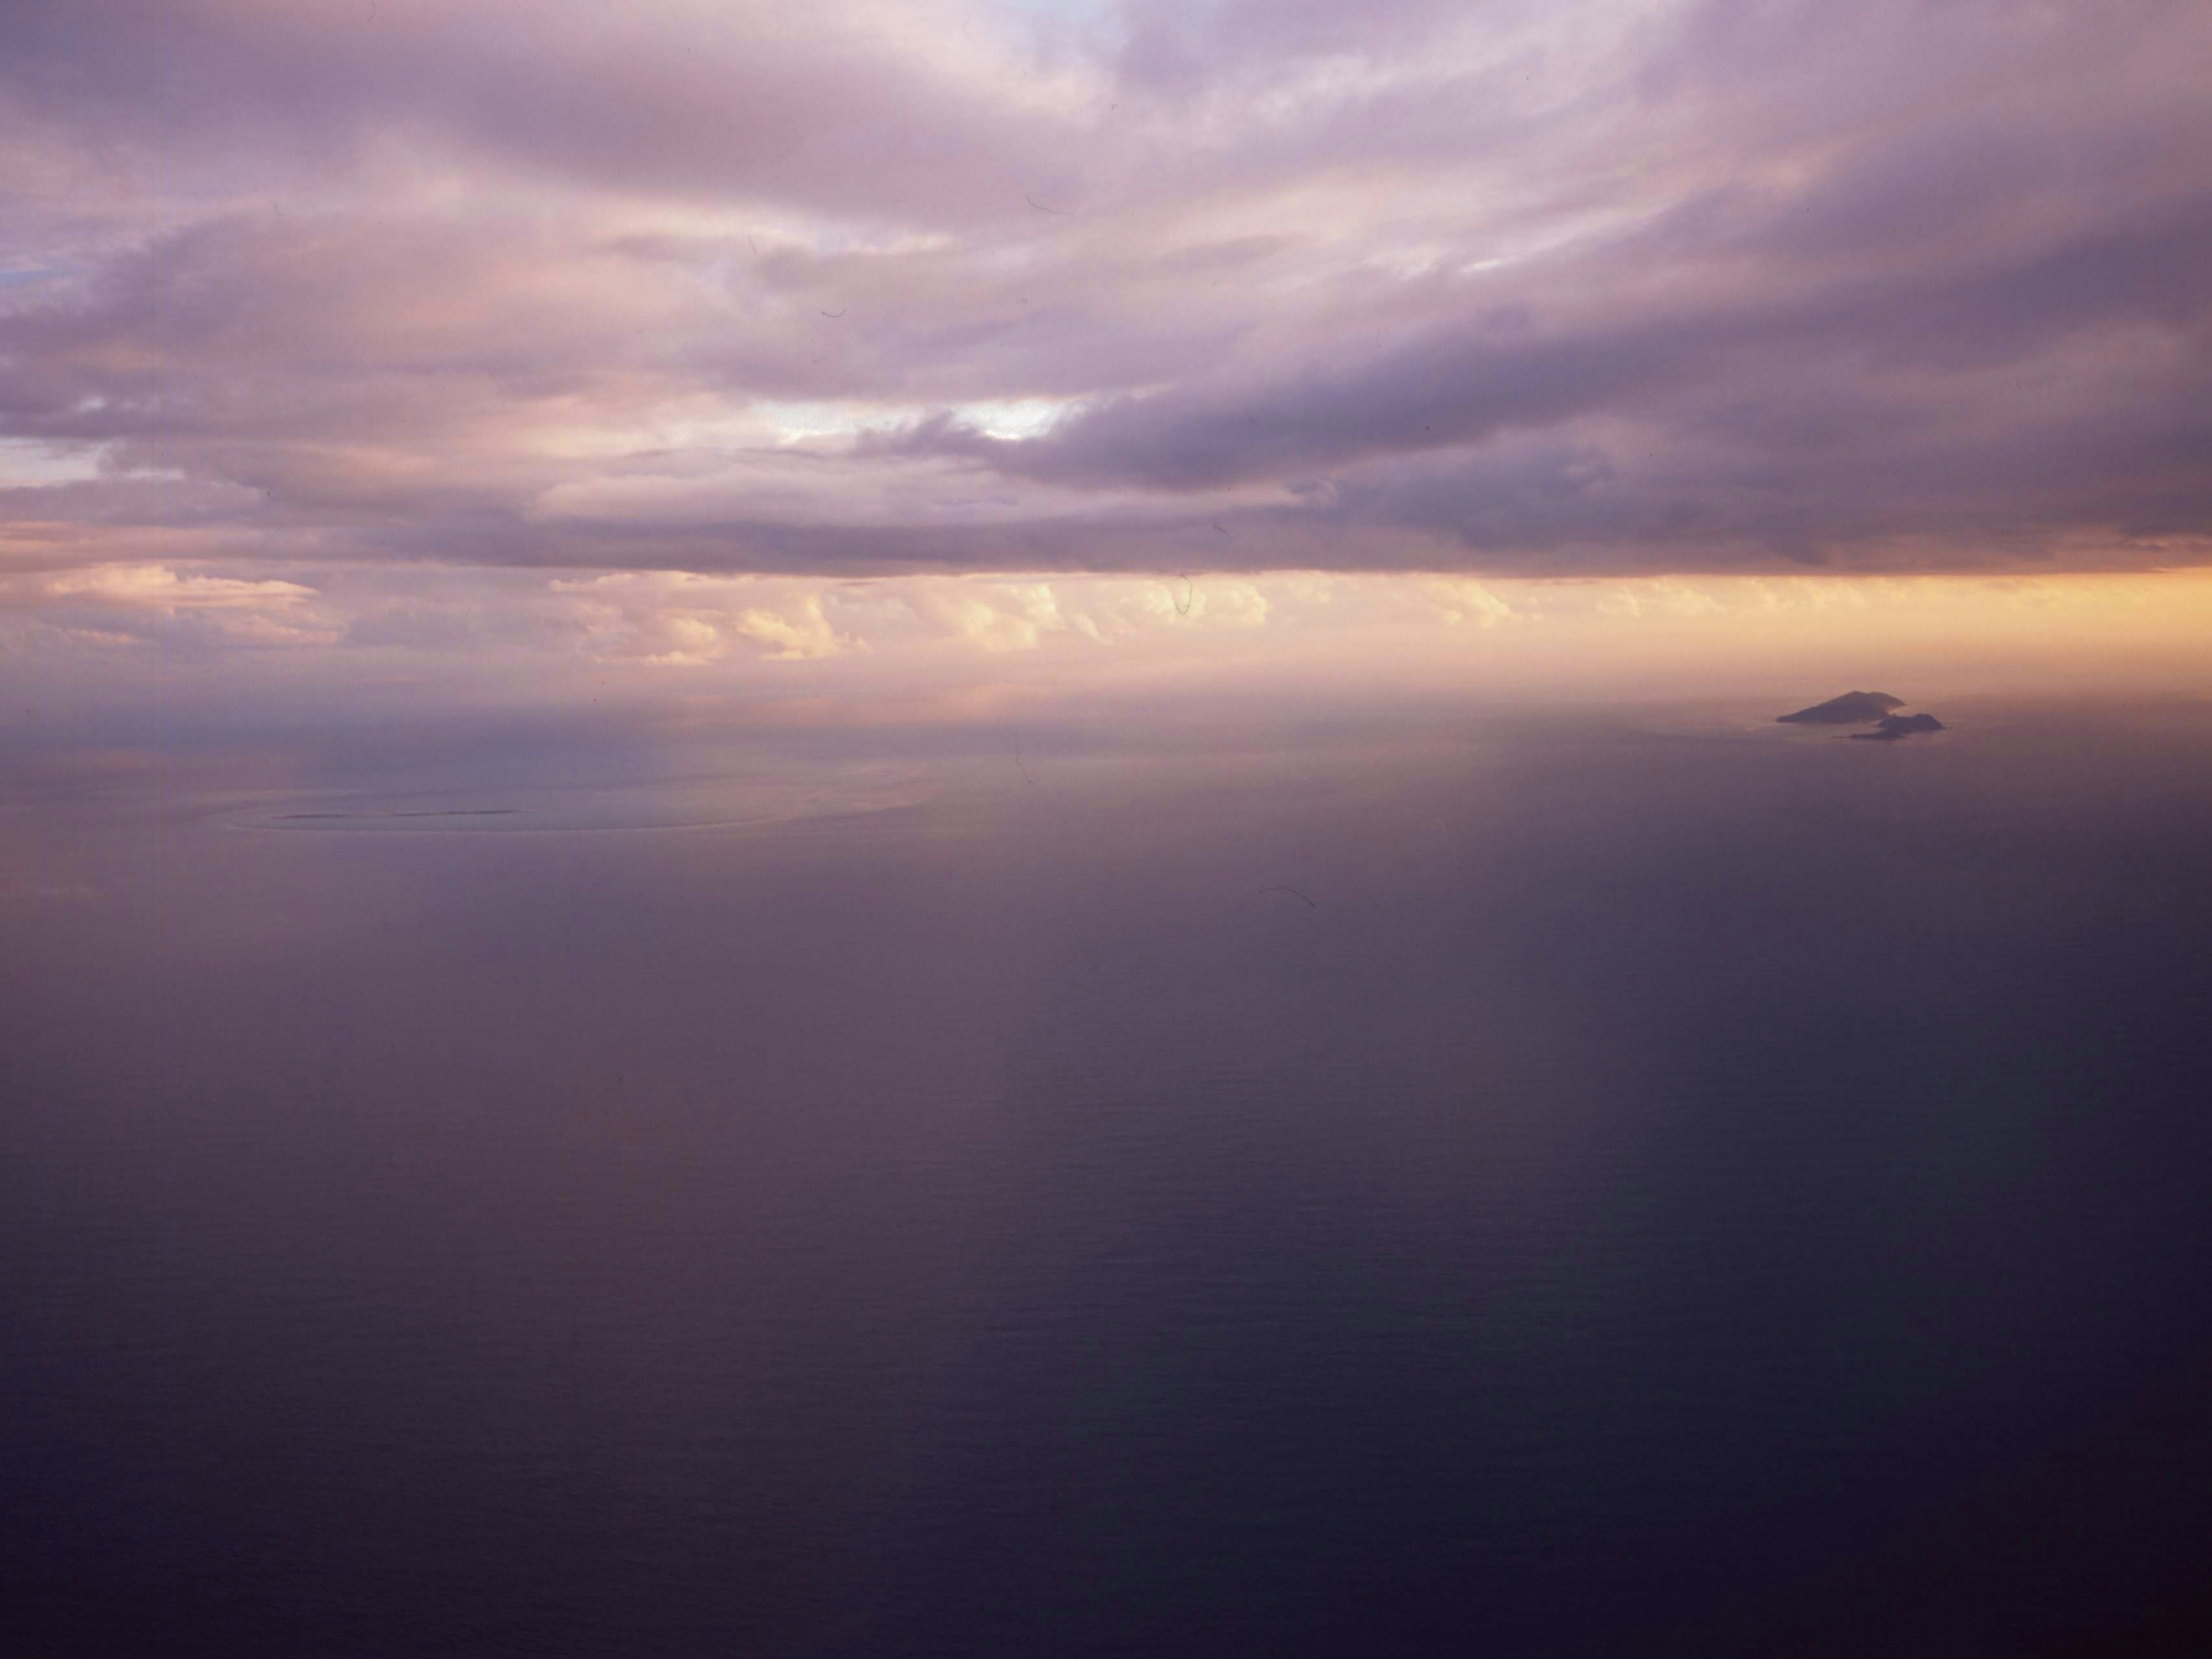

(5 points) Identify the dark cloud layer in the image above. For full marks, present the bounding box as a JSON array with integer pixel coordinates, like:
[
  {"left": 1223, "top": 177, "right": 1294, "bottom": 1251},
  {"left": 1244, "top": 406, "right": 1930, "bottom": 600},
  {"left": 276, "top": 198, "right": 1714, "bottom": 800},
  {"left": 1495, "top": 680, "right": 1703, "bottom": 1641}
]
[{"left": 2, "top": 0, "right": 2208, "bottom": 575}]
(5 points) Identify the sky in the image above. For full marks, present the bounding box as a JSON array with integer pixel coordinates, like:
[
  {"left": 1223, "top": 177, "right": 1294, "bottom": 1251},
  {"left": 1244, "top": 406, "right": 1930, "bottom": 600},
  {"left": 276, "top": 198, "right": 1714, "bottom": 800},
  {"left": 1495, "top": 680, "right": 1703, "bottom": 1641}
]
[{"left": 3, "top": 0, "right": 2210, "bottom": 707}]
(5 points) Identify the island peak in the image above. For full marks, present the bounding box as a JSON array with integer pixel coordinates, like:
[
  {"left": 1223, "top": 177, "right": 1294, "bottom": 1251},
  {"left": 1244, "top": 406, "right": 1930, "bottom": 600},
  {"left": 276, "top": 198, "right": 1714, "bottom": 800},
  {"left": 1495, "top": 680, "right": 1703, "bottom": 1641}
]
[{"left": 1777, "top": 691, "right": 1907, "bottom": 725}]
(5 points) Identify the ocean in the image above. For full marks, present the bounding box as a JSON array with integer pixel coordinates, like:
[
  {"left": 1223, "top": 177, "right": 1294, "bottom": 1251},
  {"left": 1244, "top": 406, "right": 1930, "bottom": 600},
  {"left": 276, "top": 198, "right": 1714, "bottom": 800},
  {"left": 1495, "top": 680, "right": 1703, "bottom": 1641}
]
[{"left": 5, "top": 696, "right": 2210, "bottom": 1656}]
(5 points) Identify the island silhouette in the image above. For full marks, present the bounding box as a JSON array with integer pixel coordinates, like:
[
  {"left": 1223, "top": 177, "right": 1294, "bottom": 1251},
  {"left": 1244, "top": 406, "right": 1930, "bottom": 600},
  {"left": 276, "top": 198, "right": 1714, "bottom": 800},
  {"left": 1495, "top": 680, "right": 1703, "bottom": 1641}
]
[{"left": 1778, "top": 692, "right": 1946, "bottom": 740}]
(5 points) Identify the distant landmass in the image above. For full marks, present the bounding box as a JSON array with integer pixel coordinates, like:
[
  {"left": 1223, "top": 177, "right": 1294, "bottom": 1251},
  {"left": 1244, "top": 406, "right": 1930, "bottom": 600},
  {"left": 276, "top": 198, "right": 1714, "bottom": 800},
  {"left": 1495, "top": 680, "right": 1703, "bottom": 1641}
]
[
  {"left": 1850, "top": 713, "right": 1946, "bottom": 742},
  {"left": 1776, "top": 691, "right": 1946, "bottom": 741},
  {"left": 1777, "top": 691, "right": 1906, "bottom": 724}
]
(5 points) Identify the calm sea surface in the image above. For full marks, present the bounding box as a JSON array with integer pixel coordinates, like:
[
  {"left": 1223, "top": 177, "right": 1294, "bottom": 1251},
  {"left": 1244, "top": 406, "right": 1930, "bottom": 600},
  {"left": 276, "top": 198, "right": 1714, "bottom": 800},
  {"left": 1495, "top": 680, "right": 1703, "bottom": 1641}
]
[{"left": 5, "top": 699, "right": 2211, "bottom": 1656}]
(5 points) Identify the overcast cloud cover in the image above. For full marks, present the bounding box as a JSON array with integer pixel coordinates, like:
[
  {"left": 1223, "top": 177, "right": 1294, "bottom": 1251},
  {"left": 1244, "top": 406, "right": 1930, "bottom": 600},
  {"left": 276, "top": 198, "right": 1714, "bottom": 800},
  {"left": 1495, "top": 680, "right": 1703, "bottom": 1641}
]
[{"left": 3, "top": 0, "right": 2209, "bottom": 581}]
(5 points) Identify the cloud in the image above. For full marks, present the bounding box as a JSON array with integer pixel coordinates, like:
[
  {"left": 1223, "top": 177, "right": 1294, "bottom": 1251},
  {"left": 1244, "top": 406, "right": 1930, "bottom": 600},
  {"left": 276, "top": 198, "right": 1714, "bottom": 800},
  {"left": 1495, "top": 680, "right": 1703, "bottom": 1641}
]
[
  {"left": 552, "top": 572, "right": 855, "bottom": 662},
  {"left": 7, "top": 562, "right": 2212, "bottom": 731},
  {"left": 2, "top": 562, "right": 339, "bottom": 649},
  {"left": 43, "top": 563, "right": 315, "bottom": 607},
  {"left": 0, "top": 0, "right": 2207, "bottom": 579}
]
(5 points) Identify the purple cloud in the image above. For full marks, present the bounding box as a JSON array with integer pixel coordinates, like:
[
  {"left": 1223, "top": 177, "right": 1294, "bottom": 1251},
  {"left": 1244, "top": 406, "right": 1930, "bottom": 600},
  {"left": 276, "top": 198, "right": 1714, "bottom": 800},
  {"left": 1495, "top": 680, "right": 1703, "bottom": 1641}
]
[{"left": 1, "top": 0, "right": 2206, "bottom": 576}]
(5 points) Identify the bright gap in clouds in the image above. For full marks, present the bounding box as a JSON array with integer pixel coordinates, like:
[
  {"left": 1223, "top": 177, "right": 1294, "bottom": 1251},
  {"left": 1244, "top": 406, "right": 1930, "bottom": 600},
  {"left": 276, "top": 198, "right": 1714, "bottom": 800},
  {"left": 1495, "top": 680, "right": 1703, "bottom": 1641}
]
[
  {"left": 0, "top": 440, "right": 107, "bottom": 487},
  {"left": 753, "top": 399, "right": 1073, "bottom": 443}
]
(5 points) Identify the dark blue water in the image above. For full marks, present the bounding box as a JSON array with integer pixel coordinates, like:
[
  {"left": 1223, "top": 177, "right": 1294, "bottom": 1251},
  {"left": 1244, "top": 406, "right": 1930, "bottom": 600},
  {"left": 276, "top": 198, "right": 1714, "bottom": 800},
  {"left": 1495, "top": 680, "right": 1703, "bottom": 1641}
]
[{"left": 5, "top": 700, "right": 2211, "bottom": 1656}]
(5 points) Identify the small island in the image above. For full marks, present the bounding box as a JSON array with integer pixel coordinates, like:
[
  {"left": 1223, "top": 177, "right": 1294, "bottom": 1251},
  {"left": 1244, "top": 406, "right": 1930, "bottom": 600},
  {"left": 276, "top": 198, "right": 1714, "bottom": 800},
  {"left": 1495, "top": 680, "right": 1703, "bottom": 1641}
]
[{"left": 1778, "top": 692, "right": 1946, "bottom": 740}]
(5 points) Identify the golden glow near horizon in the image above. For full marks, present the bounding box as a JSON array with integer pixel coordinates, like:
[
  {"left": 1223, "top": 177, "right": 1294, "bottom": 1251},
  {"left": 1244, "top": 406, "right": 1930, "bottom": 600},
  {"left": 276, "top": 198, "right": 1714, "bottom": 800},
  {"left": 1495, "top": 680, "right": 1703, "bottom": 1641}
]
[{"left": 7, "top": 562, "right": 2210, "bottom": 716}]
